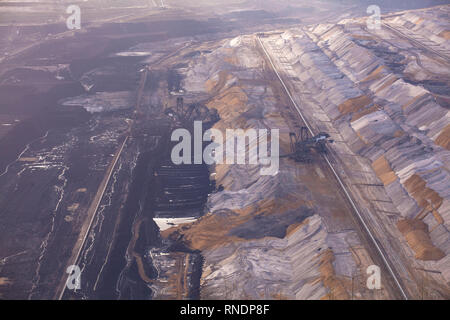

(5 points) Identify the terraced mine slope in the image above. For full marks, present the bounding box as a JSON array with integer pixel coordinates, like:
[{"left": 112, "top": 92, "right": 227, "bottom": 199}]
[
  {"left": 256, "top": 6, "right": 450, "bottom": 298},
  {"left": 160, "top": 6, "right": 450, "bottom": 300},
  {"left": 155, "top": 35, "right": 387, "bottom": 299}
]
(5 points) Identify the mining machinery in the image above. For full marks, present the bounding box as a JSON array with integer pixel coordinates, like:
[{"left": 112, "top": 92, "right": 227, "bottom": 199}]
[
  {"left": 281, "top": 126, "right": 334, "bottom": 162},
  {"left": 164, "top": 97, "right": 219, "bottom": 128}
]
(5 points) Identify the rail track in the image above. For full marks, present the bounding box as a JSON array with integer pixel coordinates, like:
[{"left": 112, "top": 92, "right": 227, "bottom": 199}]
[{"left": 256, "top": 34, "right": 409, "bottom": 300}]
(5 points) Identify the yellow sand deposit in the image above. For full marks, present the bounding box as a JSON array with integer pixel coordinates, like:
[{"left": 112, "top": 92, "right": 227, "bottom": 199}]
[
  {"left": 316, "top": 250, "right": 350, "bottom": 300},
  {"left": 361, "top": 65, "right": 385, "bottom": 83},
  {"left": 438, "top": 30, "right": 450, "bottom": 40},
  {"left": 397, "top": 219, "right": 445, "bottom": 261},
  {"left": 337, "top": 95, "right": 372, "bottom": 118},
  {"left": 404, "top": 174, "right": 443, "bottom": 210},
  {"left": 372, "top": 155, "right": 398, "bottom": 186},
  {"left": 435, "top": 124, "right": 450, "bottom": 150},
  {"left": 162, "top": 196, "right": 306, "bottom": 251}
]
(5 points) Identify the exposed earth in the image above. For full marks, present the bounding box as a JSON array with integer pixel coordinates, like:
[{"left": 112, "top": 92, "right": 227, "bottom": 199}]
[{"left": 0, "top": 0, "right": 449, "bottom": 300}]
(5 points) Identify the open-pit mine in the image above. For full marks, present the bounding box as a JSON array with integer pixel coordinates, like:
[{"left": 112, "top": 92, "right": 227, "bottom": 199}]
[{"left": 0, "top": 1, "right": 449, "bottom": 300}]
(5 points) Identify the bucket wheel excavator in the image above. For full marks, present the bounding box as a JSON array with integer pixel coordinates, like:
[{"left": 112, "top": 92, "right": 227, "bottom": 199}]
[
  {"left": 281, "top": 126, "right": 334, "bottom": 163},
  {"left": 165, "top": 97, "right": 219, "bottom": 128}
]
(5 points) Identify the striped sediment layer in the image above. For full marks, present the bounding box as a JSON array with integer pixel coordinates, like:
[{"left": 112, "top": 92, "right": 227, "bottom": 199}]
[
  {"left": 159, "top": 35, "right": 391, "bottom": 299},
  {"left": 262, "top": 5, "right": 449, "bottom": 297}
]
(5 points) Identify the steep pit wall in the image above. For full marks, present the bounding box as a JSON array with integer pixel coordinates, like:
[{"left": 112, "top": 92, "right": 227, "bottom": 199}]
[
  {"left": 261, "top": 8, "right": 449, "bottom": 297},
  {"left": 161, "top": 35, "right": 392, "bottom": 299}
]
